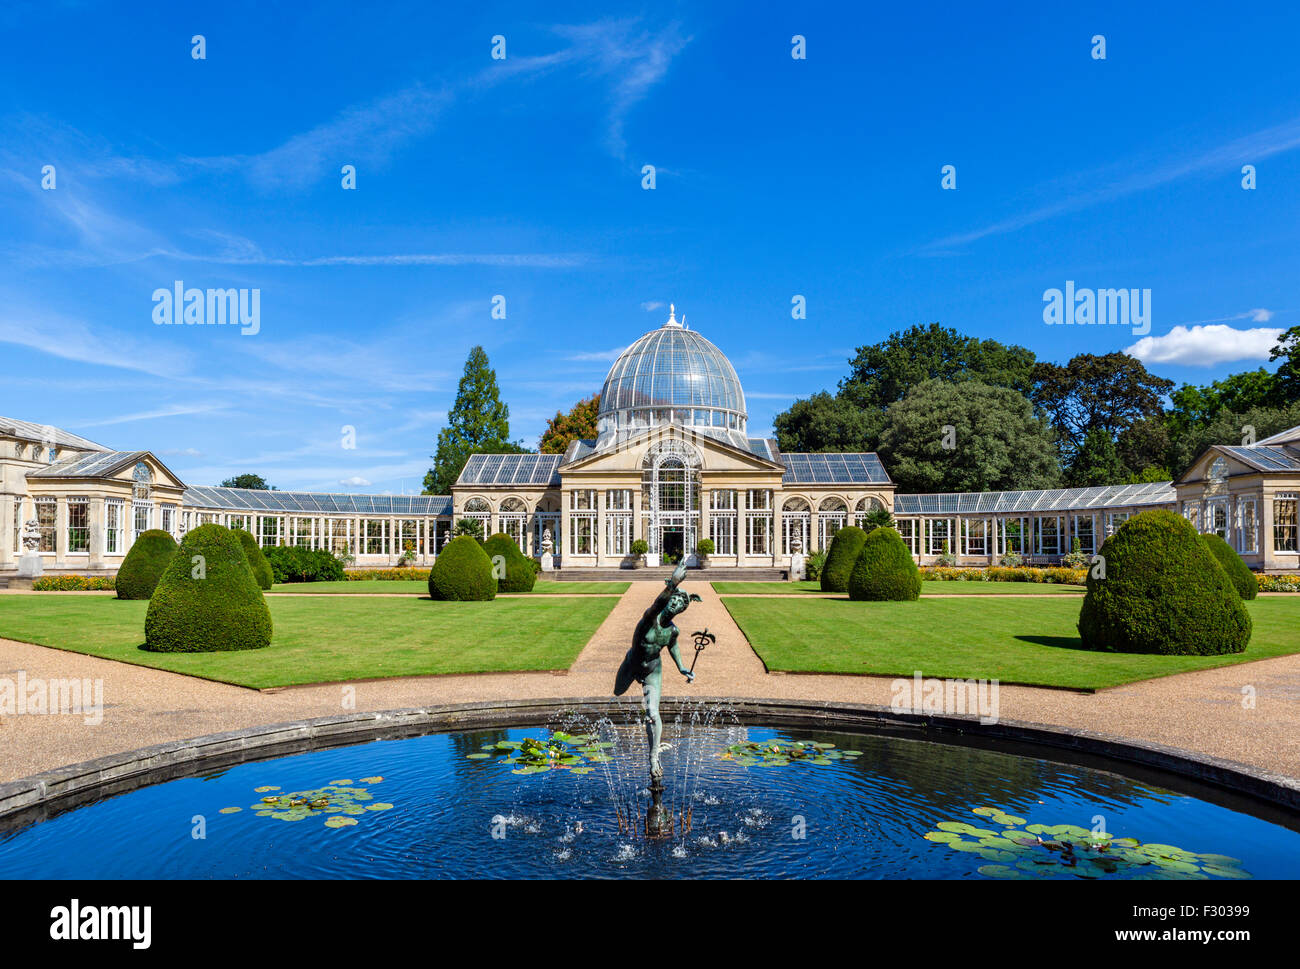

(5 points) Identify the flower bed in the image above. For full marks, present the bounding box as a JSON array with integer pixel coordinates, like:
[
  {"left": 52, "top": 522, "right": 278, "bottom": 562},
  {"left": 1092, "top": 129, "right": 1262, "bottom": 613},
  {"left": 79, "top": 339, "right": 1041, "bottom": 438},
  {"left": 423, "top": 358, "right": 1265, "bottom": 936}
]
[
  {"left": 31, "top": 575, "right": 116, "bottom": 591},
  {"left": 1258, "top": 574, "right": 1300, "bottom": 593},
  {"left": 919, "top": 566, "right": 1086, "bottom": 585},
  {"left": 345, "top": 567, "right": 430, "bottom": 581}
]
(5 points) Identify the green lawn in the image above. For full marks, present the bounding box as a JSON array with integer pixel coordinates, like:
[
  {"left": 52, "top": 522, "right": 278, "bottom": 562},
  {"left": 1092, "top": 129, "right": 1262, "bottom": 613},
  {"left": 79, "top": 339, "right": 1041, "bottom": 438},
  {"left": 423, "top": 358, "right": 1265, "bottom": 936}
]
[
  {"left": 722, "top": 595, "right": 1300, "bottom": 690},
  {"left": 268, "top": 580, "right": 628, "bottom": 595},
  {"left": 711, "top": 580, "right": 1086, "bottom": 596},
  {"left": 0, "top": 594, "right": 619, "bottom": 689}
]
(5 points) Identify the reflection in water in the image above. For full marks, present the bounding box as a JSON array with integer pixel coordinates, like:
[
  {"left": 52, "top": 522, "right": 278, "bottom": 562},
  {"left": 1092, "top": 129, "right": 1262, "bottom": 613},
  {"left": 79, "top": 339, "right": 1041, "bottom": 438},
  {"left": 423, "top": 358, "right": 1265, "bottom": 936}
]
[{"left": 0, "top": 720, "right": 1297, "bottom": 880}]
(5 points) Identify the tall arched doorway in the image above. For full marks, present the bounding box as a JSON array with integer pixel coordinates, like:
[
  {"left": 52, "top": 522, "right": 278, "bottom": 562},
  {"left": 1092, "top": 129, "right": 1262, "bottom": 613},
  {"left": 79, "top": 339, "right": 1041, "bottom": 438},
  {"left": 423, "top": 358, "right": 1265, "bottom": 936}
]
[{"left": 642, "top": 440, "right": 701, "bottom": 564}]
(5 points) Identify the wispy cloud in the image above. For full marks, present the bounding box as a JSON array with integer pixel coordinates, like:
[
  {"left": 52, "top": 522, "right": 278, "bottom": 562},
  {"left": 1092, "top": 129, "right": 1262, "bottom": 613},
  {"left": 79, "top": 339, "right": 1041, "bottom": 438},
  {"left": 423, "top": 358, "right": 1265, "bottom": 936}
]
[
  {"left": 0, "top": 307, "right": 191, "bottom": 377},
  {"left": 77, "top": 403, "right": 230, "bottom": 428},
  {"left": 924, "top": 115, "right": 1300, "bottom": 252}
]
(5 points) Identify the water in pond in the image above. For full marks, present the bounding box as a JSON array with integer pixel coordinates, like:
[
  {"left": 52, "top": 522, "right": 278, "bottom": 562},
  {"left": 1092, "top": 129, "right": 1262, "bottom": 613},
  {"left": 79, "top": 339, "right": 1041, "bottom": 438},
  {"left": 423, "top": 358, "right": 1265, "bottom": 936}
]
[{"left": 1, "top": 717, "right": 1297, "bottom": 879}]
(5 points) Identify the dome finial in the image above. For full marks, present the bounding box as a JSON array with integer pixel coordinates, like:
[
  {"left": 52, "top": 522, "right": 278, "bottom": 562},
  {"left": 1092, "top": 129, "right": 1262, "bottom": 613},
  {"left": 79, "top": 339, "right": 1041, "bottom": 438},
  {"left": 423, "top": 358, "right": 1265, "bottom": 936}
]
[{"left": 666, "top": 303, "right": 681, "bottom": 328}]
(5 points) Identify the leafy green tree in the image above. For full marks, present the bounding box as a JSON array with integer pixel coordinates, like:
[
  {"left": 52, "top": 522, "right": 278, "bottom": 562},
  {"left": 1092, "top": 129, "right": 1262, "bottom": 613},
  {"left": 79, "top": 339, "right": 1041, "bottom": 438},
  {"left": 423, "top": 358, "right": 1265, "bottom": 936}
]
[
  {"left": 1124, "top": 465, "right": 1173, "bottom": 484},
  {"left": 876, "top": 380, "right": 1060, "bottom": 493},
  {"left": 773, "top": 391, "right": 883, "bottom": 453},
  {"left": 1067, "top": 427, "right": 1127, "bottom": 487},
  {"left": 839, "top": 323, "right": 1036, "bottom": 412},
  {"left": 423, "top": 346, "right": 525, "bottom": 495},
  {"left": 221, "top": 473, "right": 275, "bottom": 490},
  {"left": 1270, "top": 325, "right": 1300, "bottom": 403},
  {"left": 539, "top": 394, "right": 600, "bottom": 453},
  {"left": 1031, "top": 352, "right": 1173, "bottom": 456},
  {"left": 1165, "top": 400, "right": 1300, "bottom": 476}
]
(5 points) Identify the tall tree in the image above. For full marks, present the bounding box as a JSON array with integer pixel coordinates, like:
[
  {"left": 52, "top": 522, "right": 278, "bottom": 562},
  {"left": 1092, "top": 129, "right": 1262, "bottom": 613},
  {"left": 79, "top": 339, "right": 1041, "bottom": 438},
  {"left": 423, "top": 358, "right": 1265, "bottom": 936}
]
[
  {"left": 1030, "top": 352, "right": 1173, "bottom": 462},
  {"left": 839, "top": 323, "right": 1036, "bottom": 412},
  {"left": 1165, "top": 400, "right": 1300, "bottom": 477},
  {"left": 773, "top": 391, "right": 883, "bottom": 453},
  {"left": 1067, "top": 428, "right": 1127, "bottom": 487},
  {"left": 1270, "top": 325, "right": 1300, "bottom": 403},
  {"left": 876, "top": 380, "right": 1061, "bottom": 493},
  {"left": 221, "top": 473, "right": 275, "bottom": 490},
  {"left": 423, "top": 346, "right": 525, "bottom": 495},
  {"left": 539, "top": 394, "right": 600, "bottom": 454},
  {"left": 1166, "top": 368, "right": 1282, "bottom": 438}
]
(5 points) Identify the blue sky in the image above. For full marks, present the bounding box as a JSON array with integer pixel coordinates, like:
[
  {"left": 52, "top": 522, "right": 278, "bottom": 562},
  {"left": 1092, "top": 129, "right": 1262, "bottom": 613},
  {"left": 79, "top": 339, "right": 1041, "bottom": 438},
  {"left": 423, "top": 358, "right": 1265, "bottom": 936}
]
[{"left": 2, "top": 1, "right": 1298, "bottom": 493}]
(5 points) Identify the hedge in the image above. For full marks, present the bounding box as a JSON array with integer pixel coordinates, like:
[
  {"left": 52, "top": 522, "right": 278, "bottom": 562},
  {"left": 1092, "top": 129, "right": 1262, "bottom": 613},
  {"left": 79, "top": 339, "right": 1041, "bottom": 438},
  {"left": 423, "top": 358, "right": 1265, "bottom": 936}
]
[
  {"left": 481, "top": 533, "right": 537, "bottom": 593},
  {"left": 345, "top": 567, "right": 431, "bottom": 581},
  {"left": 262, "top": 545, "right": 346, "bottom": 583},
  {"left": 144, "top": 523, "right": 273, "bottom": 652},
  {"left": 1077, "top": 510, "right": 1250, "bottom": 655},
  {"left": 115, "top": 529, "right": 178, "bottom": 599},
  {"left": 231, "top": 528, "right": 274, "bottom": 590},
  {"left": 821, "top": 526, "right": 868, "bottom": 593},
  {"left": 920, "top": 565, "right": 1087, "bottom": 584},
  {"left": 427, "top": 535, "right": 497, "bottom": 601},
  {"left": 1200, "top": 533, "right": 1258, "bottom": 600},
  {"left": 848, "top": 526, "right": 921, "bottom": 601}
]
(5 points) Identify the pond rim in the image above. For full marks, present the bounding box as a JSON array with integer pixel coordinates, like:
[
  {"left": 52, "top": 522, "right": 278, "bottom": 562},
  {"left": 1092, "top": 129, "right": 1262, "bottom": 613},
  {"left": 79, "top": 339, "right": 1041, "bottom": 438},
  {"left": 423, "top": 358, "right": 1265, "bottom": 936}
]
[{"left": 1, "top": 696, "right": 1297, "bottom": 835}]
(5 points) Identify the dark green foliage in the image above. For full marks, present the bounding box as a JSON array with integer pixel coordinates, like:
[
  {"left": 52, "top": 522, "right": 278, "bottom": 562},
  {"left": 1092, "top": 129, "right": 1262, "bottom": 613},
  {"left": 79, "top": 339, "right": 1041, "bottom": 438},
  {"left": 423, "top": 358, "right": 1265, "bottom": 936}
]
[
  {"left": 423, "top": 346, "right": 526, "bottom": 495},
  {"left": 231, "top": 528, "right": 274, "bottom": 590},
  {"left": 144, "top": 524, "right": 272, "bottom": 652},
  {"left": 820, "top": 526, "right": 868, "bottom": 592},
  {"left": 848, "top": 527, "right": 922, "bottom": 601},
  {"left": 115, "top": 529, "right": 178, "bottom": 600},
  {"left": 428, "top": 535, "right": 497, "bottom": 601},
  {"left": 454, "top": 518, "right": 485, "bottom": 540},
  {"left": 262, "top": 546, "right": 346, "bottom": 583},
  {"left": 861, "top": 507, "right": 894, "bottom": 531},
  {"left": 1200, "top": 533, "right": 1258, "bottom": 600},
  {"left": 481, "top": 532, "right": 536, "bottom": 593},
  {"left": 1077, "top": 510, "right": 1251, "bottom": 655}
]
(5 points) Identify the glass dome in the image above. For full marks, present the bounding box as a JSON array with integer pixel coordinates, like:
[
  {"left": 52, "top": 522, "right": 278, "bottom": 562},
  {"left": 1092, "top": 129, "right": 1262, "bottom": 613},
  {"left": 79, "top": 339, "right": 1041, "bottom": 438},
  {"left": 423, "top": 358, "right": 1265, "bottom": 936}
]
[{"left": 596, "top": 306, "right": 749, "bottom": 450}]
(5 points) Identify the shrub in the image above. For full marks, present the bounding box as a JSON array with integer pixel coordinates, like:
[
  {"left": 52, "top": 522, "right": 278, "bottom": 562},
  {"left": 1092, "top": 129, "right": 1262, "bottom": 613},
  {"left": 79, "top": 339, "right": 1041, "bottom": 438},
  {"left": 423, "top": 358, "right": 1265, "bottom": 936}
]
[
  {"left": 935, "top": 540, "right": 957, "bottom": 567},
  {"left": 1259, "top": 574, "right": 1300, "bottom": 593},
  {"left": 1200, "top": 533, "right": 1257, "bottom": 600},
  {"left": 427, "top": 535, "right": 497, "bottom": 601},
  {"left": 231, "top": 528, "right": 273, "bottom": 590},
  {"left": 33, "top": 574, "right": 116, "bottom": 591},
  {"left": 115, "top": 529, "right": 178, "bottom": 599},
  {"left": 481, "top": 532, "right": 536, "bottom": 593},
  {"left": 998, "top": 550, "right": 1024, "bottom": 567},
  {"left": 1061, "top": 537, "right": 1089, "bottom": 569},
  {"left": 696, "top": 538, "right": 715, "bottom": 557},
  {"left": 848, "top": 527, "right": 921, "bottom": 601},
  {"left": 820, "top": 525, "right": 868, "bottom": 592},
  {"left": 454, "top": 518, "right": 485, "bottom": 541},
  {"left": 262, "top": 545, "right": 346, "bottom": 583},
  {"left": 630, "top": 539, "right": 649, "bottom": 556},
  {"left": 804, "top": 548, "right": 827, "bottom": 582},
  {"left": 862, "top": 508, "right": 894, "bottom": 531},
  {"left": 144, "top": 524, "right": 272, "bottom": 652},
  {"left": 1077, "top": 510, "right": 1250, "bottom": 655}
]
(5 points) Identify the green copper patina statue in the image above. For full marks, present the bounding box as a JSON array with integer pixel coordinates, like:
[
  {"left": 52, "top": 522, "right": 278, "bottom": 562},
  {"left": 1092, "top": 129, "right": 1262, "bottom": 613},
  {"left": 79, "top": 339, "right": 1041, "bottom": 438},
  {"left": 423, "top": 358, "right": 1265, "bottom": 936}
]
[{"left": 613, "top": 561, "right": 701, "bottom": 782}]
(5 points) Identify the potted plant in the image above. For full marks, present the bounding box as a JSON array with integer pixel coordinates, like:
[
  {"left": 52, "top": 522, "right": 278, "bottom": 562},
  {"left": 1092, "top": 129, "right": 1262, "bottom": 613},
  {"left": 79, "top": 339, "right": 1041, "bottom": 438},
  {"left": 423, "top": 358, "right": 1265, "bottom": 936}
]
[
  {"left": 695, "top": 538, "right": 715, "bottom": 567},
  {"left": 630, "top": 538, "right": 649, "bottom": 568}
]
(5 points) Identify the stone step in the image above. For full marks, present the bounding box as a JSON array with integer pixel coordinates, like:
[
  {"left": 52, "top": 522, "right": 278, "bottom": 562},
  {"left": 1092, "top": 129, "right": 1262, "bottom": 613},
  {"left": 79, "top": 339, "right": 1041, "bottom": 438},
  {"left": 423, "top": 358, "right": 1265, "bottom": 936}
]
[{"left": 548, "top": 567, "right": 788, "bottom": 582}]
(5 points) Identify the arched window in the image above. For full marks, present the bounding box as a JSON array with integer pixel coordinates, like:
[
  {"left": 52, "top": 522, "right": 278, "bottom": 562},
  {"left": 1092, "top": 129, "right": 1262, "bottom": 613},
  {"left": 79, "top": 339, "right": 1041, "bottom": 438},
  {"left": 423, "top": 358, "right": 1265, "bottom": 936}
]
[
  {"left": 132, "top": 461, "right": 153, "bottom": 501},
  {"left": 464, "top": 497, "right": 490, "bottom": 513}
]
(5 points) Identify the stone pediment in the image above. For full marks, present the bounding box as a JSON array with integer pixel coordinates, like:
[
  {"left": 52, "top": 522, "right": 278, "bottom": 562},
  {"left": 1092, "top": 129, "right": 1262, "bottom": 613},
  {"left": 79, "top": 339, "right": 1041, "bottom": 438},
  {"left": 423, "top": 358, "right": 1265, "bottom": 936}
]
[{"left": 559, "top": 425, "right": 784, "bottom": 476}]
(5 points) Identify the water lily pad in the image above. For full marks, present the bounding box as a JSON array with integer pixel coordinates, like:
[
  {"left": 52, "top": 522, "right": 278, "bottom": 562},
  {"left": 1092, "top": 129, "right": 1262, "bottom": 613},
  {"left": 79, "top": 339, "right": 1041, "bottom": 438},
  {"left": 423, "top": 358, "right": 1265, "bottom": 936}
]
[
  {"left": 253, "top": 786, "right": 280, "bottom": 793},
  {"left": 466, "top": 753, "right": 490, "bottom": 760},
  {"left": 358, "top": 776, "right": 384, "bottom": 783},
  {"left": 1200, "top": 864, "right": 1251, "bottom": 879},
  {"left": 978, "top": 864, "right": 1031, "bottom": 879},
  {"left": 329, "top": 779, "right": 352, "bottom": 785},
  {"left": 365, "top": 803, "right": 394, "bottom": 811},
  {"left": 324, "top": 816, "right": 358, "bottom": 828},
  {"left": 219, "top": 807, "right": 242, "bottom": 814}
]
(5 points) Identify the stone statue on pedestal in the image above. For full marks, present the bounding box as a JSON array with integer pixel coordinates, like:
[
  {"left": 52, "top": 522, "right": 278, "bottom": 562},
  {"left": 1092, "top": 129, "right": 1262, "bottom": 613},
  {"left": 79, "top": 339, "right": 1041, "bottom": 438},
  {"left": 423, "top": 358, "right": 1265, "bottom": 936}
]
[
  {"left": 539, "top": 527, "right": 555, "bottom": 572},
  {"left": 789, "top": 533, "right": 806, "bottom": 582},
  {"left": 17, "top": 519, "right": 44, "bottom": 579}
]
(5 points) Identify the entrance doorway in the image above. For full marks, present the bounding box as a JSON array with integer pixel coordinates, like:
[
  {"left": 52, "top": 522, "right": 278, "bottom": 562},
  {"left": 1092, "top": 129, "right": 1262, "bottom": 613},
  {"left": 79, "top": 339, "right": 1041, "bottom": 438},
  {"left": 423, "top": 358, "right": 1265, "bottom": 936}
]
[{"left": 660, "top": 526, "right": 684, "bottom": 563}]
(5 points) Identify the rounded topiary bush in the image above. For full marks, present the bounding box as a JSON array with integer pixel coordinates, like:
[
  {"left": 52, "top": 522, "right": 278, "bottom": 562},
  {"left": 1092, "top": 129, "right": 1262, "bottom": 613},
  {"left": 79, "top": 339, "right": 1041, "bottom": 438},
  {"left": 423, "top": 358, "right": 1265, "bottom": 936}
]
[
  {"left": 115, "top": 529, "right": 178, "bottom": 600},
  {"left": 847, "top": 526, "right": 921, "bottom": 601},
  {"left": 1200, "top": 533, "right": 1258, "bottom": 600},
  {"left": 481, "top": 532, "right": 536, "bottom": 593},
  {"left": 1077, "top": 510, "right": 1250, "bottom": 655},
  {"left": 144, "top": 523, "right": 272, "bottom": 652},
  {"left": 428, "top": 535, "right": 497, "bottom": 601},
  {"left": 821, "top": 525, "right": 869, "bottom": 592},
  {"left": 231, "top": 528, "right": 274, "bottom": 590}
]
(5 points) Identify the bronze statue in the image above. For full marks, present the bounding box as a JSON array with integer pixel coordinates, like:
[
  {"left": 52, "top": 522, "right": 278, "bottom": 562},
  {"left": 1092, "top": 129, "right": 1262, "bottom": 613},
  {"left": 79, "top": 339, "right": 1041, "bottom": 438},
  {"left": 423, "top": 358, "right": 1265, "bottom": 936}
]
[{"left": 614, "top": 561, "right": 701, "bottom": 780}]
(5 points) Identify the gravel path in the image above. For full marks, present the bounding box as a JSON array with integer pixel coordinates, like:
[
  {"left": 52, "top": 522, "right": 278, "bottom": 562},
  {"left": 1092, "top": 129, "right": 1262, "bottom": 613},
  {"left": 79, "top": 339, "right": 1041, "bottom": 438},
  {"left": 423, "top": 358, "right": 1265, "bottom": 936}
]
[{"left": 1, "top": 580, "right": 1296, "bottom": 783}]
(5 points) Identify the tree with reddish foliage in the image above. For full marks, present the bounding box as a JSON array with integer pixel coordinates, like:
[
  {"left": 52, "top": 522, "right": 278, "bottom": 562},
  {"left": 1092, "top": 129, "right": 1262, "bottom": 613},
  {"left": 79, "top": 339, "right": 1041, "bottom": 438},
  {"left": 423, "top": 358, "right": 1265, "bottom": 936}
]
[{"left": 539, "top": 394, "right": 600, "bottom": 453}]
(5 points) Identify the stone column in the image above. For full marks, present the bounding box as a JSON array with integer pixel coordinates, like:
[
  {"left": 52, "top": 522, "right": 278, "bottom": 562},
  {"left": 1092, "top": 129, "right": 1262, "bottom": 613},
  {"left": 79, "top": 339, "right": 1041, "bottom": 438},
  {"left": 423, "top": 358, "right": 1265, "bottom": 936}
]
[
  {"left": 88, "top": 496, "right": 106, "bottom": 570},
  {"left": 0, "top": 494, "right": 13, "bottom": 569},
  {"left": 631, "top": 490, "right": 643, "bottom": 542},
  {"left": 735, "top": 488, "right": 747, "bottom": 567},
  {"left": 596, "top": 491, "right": 607, "bottom": 566},
  {"left": 54, "top": 497, "right": 68, "bottom": 569},
  {"left": 697, "top": 488, "right": 710, "bottom": 562}
]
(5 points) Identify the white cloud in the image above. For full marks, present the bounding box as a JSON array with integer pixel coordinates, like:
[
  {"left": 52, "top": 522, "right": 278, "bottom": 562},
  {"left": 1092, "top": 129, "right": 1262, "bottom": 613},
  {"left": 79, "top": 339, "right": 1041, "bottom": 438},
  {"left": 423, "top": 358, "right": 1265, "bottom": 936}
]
[
  {"left": 1126, "top": 325, "right": 1283, "bottom": 366},
  {"left": 641, "top": 300, "right": 665, "bottom": 311},
  {"left": 339, "top": 476, "right": 371, "bottom": 486},
  {"left": 567, "top": 346, "right": 627, "bottom": 362},
  {"left": 1250, "top": 308, "right": 1274, "bottom": 322}
]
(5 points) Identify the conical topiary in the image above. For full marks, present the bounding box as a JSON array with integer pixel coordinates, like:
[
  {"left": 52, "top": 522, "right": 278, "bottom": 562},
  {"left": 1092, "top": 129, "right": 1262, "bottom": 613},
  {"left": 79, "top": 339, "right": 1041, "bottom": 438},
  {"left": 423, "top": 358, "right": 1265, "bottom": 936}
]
[
  {"left": 821, "top": 525, "right": 868, "bottom": 592},
  {"left": 1077, "top": 510, "right": 1251, "bottom": 655},
  {"left": 428, "top": 535, "right": 497, "bottom": 601},
  {"left": 231, "top": 527, "right": 274, "bottom": 590},
  {"left": 481, "top": 532, "right": 536, "bottom": 592},
  {"left": 847, "top": 526, "right": 921, "bottom": 601},
  {"left": 1200, "top": 532, "right": 1258, "bottom": 600},
  {"left": 144, "top": 523, "right": 273, "bottom": 652},
  {"left": 115, "top": 529, "right": 178, "bottom": 599}
]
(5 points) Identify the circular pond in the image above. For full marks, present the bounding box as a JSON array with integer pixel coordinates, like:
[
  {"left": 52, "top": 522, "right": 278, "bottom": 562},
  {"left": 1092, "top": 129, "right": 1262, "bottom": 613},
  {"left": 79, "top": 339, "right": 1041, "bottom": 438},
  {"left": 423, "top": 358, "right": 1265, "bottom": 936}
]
[{"left": 1, "top": 719, "right": 1296, "bottom": 879}]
